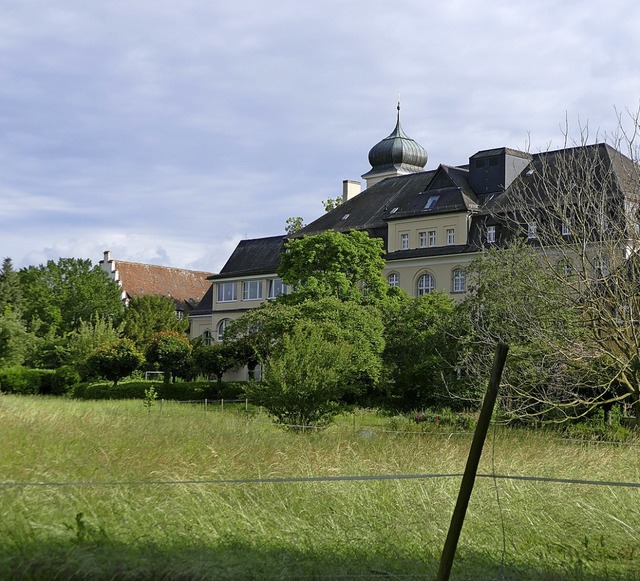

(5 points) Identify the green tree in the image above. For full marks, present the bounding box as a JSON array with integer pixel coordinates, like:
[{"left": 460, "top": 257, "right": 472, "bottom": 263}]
[
  {"left": 322, "top": 196, "right": 343, "bottom": 212},
  {"left": 382, "top": 292, "right": 464, "bottom": 411},
  {"left": 146, "top": 330, "right": 192, "bottom": 384},
  {"left": 285, "top": 216, "right": 305, "bottom": 235},
  {"left": 122, "top": 294, "right": 188, "bottom": 348},
  {"left": 192, "top": 342, "right": 237, "bottom": 382},
  {"left": 62, "top": 315, "right": 124, "bottom": 374},
  {"left": 0, "top": 258, "right": 24, "bottom": 315},
  {"left": 0, "top": 309, "right": 36, "bottom": 367},
  {"left": 85, "top": 339, "right": 144, "bottom": 386},
  {"left": 18, "top": 258, "right": 123, "bottom": 338},
  {"left": 278, "top": 230, "right": 388, "bottom": 305},
  {"left": 457, "top": 242, "right": 588, "bottom": 422},
  {"left": 246, "top": 320, "right": 357, "bottom": 429},
  {"left": 227, "top": 297, "right": 385, "bottom": 398}
]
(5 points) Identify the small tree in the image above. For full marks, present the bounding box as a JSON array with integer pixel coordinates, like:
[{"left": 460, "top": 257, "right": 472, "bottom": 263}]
[
  {"left": 146, "top": 330, "right": 192, "bottom": 384},
  {"left": 85, "top": 339, "right": 144, "bottom": 386},
  {"left": 192, "top": 342, "right": 237, "bottom": 382},
  {"left": 246, "top": 320, "right": 355, "bottom": 429}
]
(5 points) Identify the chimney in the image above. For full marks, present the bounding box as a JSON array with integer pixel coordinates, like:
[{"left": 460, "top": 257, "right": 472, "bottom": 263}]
[{"left": 342, "top": 180, "right": 361, "bottom": 202}]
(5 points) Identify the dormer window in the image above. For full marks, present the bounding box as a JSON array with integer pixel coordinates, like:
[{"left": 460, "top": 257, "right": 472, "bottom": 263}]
[{"left": 424, "top": 196, "right": 439, "bottom": 210}]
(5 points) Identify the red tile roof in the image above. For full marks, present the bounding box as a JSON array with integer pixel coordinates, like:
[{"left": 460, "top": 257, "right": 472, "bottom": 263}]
[{"left": 101, "top": 253, "right": 214, "bottom": 312}]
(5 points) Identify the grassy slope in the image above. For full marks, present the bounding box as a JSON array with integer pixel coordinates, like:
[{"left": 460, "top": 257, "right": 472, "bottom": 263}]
[{"left": 1, "top": 396, "right": 639, "bottom": 580}]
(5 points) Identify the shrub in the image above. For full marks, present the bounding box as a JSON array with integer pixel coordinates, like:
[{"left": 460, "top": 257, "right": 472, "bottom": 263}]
[
  {"left": 246, "top": 321, "right": 356, "bottom": 430},
  {"left": 50, "top": 365, "right": 82, "bottom": 395},
  {"left": 0, "top": 366, "right": 55, "bottom": 394}
]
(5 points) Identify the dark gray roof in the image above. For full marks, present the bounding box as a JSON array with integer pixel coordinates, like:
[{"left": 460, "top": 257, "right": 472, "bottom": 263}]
[
  {"left": 211, "top": 235, "right": 287, "bottom": 280},
  {"left": 384, "top": 165, "right": 478, "bottom": 220},
  {"left": 299, "top": 171, "right": 438, "bottom": 237}
]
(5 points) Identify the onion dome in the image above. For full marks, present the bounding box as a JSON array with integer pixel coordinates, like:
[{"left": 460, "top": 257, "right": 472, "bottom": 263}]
[{"left": 367, "top": 103, "right": 428, "bottom": 174}]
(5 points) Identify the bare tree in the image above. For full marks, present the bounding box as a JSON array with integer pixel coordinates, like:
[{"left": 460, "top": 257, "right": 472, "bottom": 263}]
[{"left": 480, "top": 111, "right": 640, "bottom": 427}]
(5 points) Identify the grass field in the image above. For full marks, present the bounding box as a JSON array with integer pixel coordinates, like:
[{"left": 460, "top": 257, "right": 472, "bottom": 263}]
[{"left": 1, "top": 395, "right": 639, "bottom": 580}]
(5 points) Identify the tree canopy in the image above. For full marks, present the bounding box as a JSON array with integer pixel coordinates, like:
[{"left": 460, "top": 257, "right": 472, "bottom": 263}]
[
  {"left": 122, "top": 294, "right": 188, "bottom": 348},
  {"left": 18, "top": 258, "right": 123, "bottom": 337},
  {"left": 278, "top": 230, "right": 388, "bottom": 305}
]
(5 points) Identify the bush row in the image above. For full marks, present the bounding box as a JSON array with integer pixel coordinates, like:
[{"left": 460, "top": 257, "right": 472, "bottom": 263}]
[
  {"left": 0, "top": 365, "right": 80, "bottom": 395},
  {"left": 71, "top": 380, "right": 248, "bottom": 401}
]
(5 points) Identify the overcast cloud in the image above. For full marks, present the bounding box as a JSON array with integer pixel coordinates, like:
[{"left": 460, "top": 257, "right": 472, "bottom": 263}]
[{"left": 2, "top": 0, "right": 640, "bottom": 272}]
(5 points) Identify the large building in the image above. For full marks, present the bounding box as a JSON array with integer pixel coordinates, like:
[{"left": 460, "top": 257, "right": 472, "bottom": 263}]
[{"left": 189, "top": 107, "right": 640, "bottom": 375}]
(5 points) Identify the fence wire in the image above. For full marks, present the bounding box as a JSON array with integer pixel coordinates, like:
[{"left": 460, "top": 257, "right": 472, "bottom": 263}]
[{"left": 2, "top": 471, "right": 639, "bottom": 490}]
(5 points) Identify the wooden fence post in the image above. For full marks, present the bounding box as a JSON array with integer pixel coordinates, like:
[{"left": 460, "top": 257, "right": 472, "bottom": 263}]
[{"left": 436, "top": 343, "right": 509, "bottom": 581}]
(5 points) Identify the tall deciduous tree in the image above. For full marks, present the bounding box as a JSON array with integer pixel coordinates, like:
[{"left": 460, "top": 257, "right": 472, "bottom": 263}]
[
  {"left": 18, "top": 258, "right": 123, "bottom": 337},
  {"left": 122, "top": 294, "right": 188, "bottom": 348},
  {"left": 278, "top": 230, "right": 388, "bottom": 305},
  {"left": 0, "top": 258, "right": 24, "bottom": 315},
  {"left": 382, "top": 292, "right": 464, "bottom": 411},
  {"left": 486, "top": 116, "right": 640, "bottom": 426}
]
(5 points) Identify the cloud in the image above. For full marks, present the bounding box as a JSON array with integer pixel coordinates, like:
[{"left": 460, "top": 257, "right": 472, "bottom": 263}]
[{"left": 2, "top": 0, "right": 640, "bottom": 270}]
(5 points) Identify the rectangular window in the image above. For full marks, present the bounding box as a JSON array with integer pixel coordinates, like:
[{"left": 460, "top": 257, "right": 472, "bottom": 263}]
[
  {"left": 242, "top": 280, "right": 263, "bottom": 301},
  {"left": 400, "top": 233, "right": 409, "bottom": 250},
  {"left": 418, "top": 231, "right": 427, "bottom": 247},
  {"left": 267, "top": 278, "right": 286, "bottom": 299},
  {"left": 446, "top": 228, "right": 455, "bottom": 245},
  {"left": 217, "top": 282, "right": 237, "bottom": 302},
  {"left": 428, "top": 230, "right": 436, "bottom": 247},
  {"left": 486, "top": 225, "right": 496, "bottom": 243},
  {"left": 527, "top": 223, "right": 537, "bottom": 239},
  {"left": 561, "top": 221, "right": 570, "bottom": 236}
]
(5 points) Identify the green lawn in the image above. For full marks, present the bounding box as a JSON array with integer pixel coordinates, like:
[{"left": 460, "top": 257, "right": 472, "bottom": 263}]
[{"left": 1, "top": 396, "right": 639, "bottom": 580}]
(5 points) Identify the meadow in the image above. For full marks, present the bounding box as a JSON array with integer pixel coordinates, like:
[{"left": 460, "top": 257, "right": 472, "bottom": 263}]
[{"left": 1, "top": 395, "right": 639, "bottom": 580}]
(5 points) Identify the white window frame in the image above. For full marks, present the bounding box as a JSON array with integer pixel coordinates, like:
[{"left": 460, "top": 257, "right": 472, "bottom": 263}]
[
  {"left": 400, "top": 233, "right": 409, "bottom": 250},
  {"left": 527, "top": 223, "right": 537, "bottom": 239},
  {"left": 417, "top": 273, "right": 435, "bottom": 295},
  {"left": 561, "top": 221, "right": 570, "bottom": 236},
  {"left": 216, "top": 319, "right": 230, "bottom": 342},
  {"left": 388, "top": 273, "right": 399, "bottom": 287},
  {"left": 267, "top": 278, "right": 286, "bottom": 299},
  {"left": 486, "top": 225, "right": 496, "bottom": 244},
  {"left": 217, "top": 282, "right": 237, "bottom": 302},
  {"left": 242, "top": 280, "right": 263, "bottom": 301},
  {"left": 428, "top": 230, "right": 437, "bottom": 247},
  {"left": 446, "top": 228, "right": 455, "bottom": 245},
  {"left": 452, "top": 269, "right": 466, "bottom": 293},
  {"left": 418, "top": 231, "right": 427, "bottom": 248}
]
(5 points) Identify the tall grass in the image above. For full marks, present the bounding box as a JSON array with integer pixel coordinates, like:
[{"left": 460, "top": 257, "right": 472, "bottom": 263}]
[{"left": 1, "top": 395, "right": 638, "bottom": 580}]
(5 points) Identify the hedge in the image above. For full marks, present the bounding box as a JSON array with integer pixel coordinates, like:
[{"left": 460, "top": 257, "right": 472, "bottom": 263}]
[
  {"left": 72, "top": 380, "right": 248, "bottom": 401},
  {"left": 0, "top": 366, "right": 55, "bottom": 395}
]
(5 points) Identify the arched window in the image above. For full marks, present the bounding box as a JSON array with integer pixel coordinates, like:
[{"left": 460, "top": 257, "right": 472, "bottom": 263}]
[
  {"left": 452, "top": 269, "right": 466, "bottom": 293},
  {"left": 417, "top": 273, "right": 435, "bottom": 295},
  {"left": 216, "top": 318, "right": 230, "bottom": 342},
  {"left": 387, "top": 273, "right": 399, "bottom": 287},
  {"left": 202, "top": 330, "right": 213, "bottom": 346}
]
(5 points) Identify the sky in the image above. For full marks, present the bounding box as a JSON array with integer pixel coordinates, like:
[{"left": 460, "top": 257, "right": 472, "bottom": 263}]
[{"left": 3, "top": 0, "right": 640, "bottom": 273}]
